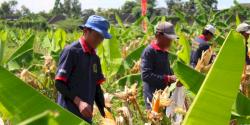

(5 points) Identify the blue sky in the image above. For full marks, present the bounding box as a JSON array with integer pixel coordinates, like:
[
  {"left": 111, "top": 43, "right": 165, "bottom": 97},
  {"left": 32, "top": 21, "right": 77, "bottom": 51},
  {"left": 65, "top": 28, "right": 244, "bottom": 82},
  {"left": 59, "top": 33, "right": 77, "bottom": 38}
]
[{"left": 0, "top": 0, "right": 249, "bottom": 13}]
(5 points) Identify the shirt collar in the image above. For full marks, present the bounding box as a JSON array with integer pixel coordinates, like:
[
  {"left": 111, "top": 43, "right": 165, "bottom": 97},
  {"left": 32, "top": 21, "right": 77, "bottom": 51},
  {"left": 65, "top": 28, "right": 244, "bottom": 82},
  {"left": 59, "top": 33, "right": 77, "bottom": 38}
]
[
  {"left": 150, "top": 41, "right": 167, "bottom": 52},
  {"left": 198, "top": 34, "right": 209, "bottom": 42},
  {"left": 79, "top": 37, "right": 96, "bottom": 54}
]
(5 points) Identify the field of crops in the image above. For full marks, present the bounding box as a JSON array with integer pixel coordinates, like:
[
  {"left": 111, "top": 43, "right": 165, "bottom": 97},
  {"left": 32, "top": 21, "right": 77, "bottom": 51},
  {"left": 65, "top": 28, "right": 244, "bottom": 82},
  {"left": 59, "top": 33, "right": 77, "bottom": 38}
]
[{"left": 1, "top": 1, "right": 250, "bottom": 125}]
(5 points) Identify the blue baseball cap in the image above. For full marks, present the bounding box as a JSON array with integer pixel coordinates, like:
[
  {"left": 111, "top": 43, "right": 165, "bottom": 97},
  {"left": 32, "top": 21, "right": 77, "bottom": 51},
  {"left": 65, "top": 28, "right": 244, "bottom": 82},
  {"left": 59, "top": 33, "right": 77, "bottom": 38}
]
[{"left": 79, "top": 15, "right": 112, "bottom": 39}]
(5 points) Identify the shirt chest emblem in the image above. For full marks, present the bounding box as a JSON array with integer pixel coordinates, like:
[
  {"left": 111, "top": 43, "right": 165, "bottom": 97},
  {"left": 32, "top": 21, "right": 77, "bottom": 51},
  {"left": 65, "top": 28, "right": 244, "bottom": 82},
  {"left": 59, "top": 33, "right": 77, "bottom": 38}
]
[{"left": 93, "top": 63, "right": 97, "bottom": 73}]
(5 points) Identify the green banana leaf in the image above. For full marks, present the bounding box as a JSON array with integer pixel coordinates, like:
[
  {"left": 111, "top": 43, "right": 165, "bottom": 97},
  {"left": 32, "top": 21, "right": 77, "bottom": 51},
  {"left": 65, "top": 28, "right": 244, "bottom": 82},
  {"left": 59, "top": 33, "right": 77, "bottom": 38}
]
[
  {"left": 177, "top": 34, "right": 191, "bottom": 64},
  {"left": 18, "top": 110, "right": 60, "bottom": 125},
  {"left": 182, "top": 30, "right": 245, "bottom": 125},
  {"left": 214, "top": 34, "right": 225, "bottom": 46},
  {"left": 173, "top": 60, "right": 250, "bottom": 123},
  {"left": 116, "top": 73, "right": 141, "bottom": 87},
  {"left": 0, "top": 30, "right": 8, "bottom": 64},
  {"left": 53, "top": 29, "right": 66, "bottom": 52},
  {"left": 232, "top": 93, "right": 250, "bottom": 116},
  {"left": 231, "top": 113, "right": 250, "bottom": 124},
  {"left": 173, "top": 61, "right": 205, "bottom": 94},
  {"left": 5, "top": 34, "right": 35, "bottom": 63},
  {"left": 115, "top": 13, "right": 125, "bottom": 28},
  {"left": 116, "top": 45, "right": 146, "bottom": 75},
  {"left": 97, "top": 26, "right": 123, "bottom": 77},
  {"left": 236, "top": 13, "right": 241, "bottom": 26},
  {"left": 0, "top": 66, "right": 87, "bottom": 125}
]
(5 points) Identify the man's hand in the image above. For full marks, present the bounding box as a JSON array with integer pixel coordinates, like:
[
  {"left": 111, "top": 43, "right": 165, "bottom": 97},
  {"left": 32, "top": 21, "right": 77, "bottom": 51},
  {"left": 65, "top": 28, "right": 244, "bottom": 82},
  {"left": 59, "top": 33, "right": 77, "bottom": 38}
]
[
  {"left": 176, "top": 81, "right": 183, "bottom": 87},
  {"left": 74, "top": 96, "right": 93, "bottom": 118},
  {"left": 168, "top": 75, "right": 177, "bottom": 83}
]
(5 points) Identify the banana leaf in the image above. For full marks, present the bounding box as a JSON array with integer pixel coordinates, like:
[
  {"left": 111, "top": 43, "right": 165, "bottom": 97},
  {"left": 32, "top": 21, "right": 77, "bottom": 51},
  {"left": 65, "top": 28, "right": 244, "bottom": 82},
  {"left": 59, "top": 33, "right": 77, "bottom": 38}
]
[
  {"left": 116, "top": 45, "right": 146, "bottom": 75},
  {"left": 173, "top": 61, "right": 205, "bottom": 94},
  {"left": 182, "top": 30, "right": 245, "bottom": 125},
  {"left": 236, "top": 13, "right": 241, "bottom": 26},
  {"left": 5, "top": 34, "right": 35, "bottom": 63},
  {"left": 116, "top": 73, "right": 141, "bottom": 87},
  {"left": 231, "top": 114, "right": 250, "bottom": 124},
  {"left": 53, "top": 29, "right": 66, "bottom": 52},
  {"left": 177, "top": 34, "right": 191, "bottom": 64},
  {"left": 0, "top": 31, "right": 8, "bottom": 64},
  {"left": 115, "top": 13, "right": 125, "bottom": 28},
  {"left": 232, "top": 93, "right": 250, "bottom": 116},
  {"left": 0, "top": 66, "right": 87, "bottom": 125},
  {"left": 173, "top": 60, "right": 250, "bottom": 123},
  {"left": 18, "top": 110, "right": 59, "bottom": 125},
  {"left": 214, "top": 34, "right": 225, "bottom": 46},
  {"left": 97, "top": 26, "right": 122, "bottom": 77}
]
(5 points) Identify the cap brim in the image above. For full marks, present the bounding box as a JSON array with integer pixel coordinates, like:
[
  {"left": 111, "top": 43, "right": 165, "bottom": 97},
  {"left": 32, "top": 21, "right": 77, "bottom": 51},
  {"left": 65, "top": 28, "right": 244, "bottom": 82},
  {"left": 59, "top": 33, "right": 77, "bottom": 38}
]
[
  {"left": 163, "top": 33, "right": 179, "bottom": 40},
  {"left": 79, "top": 24, "right": 112, "bottom": 39}
]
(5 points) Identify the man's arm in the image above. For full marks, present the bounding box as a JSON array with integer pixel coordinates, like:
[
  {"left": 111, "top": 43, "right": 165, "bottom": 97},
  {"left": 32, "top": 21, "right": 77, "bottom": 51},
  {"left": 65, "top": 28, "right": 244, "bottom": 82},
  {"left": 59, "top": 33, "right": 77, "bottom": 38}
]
[
  {"left": 55, "top": 47, "right": 92, "bottom": 118},
  {"left": 55, "top": 80, "right": 75, "bottom": 101},
  {"left": 95, "top": 85, "right": 105, "bottom": 117},
  {"left": 141, "top": 48, "right": 174, "bottom": 86},
  {"left": 94, "top": 58, "right": 106, "bottom": 117}
]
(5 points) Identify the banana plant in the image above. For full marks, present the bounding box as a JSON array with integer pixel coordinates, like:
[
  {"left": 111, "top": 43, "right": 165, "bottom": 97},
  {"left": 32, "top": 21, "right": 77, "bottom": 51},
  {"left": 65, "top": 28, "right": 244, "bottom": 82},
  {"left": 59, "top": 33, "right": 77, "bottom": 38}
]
[
  {"left": 173, "top": 30, "right": 250, "bottom": 124},
  {"left": 0, "top": 66, "right": 87, "bottom": 125},
  {"left": 176, "top": 33, "right": 191, "bottom": 65},
  {"left": 0, "top": 30, "right": 8, "bottom": 65},
  {"left": 182, "top": 30, "right": 245, "bottom": 125},
  {"left": 0, "top": 33, "right": 35, "bottom": 71},
  {"left": 97, "top": 25, "right": 123, "bottom": 78}
]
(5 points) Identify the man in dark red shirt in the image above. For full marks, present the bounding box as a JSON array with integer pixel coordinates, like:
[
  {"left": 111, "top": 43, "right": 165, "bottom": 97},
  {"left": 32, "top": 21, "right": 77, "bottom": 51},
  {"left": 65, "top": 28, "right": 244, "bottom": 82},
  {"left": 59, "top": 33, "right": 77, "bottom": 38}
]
[
  {"left": 141, "top": 22, "right": 179, "bottom": 109},
  {"left": 190, "top": 25, "right": 216, "bottom": 67},
  {"left": 55, "top": 15, "right": 111, "bottom": 123}
]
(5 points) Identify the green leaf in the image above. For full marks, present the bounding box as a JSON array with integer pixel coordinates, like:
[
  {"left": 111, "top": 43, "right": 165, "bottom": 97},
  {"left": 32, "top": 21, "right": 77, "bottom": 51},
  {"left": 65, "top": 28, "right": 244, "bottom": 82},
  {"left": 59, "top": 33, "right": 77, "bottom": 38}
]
[
  {"left": 236, "top": 13, "right": 241, "bottom": 26},
  {"left": 116, "top": 73, "right": 141, "bottom": 87},
  {"left": 231, "top": 112, "right": 250, "bottom": 124},
  {"left": 173, "top": 61, "right": 205, "bottom": 94},
  {"left": 115, "top": 13, "right": 124, "bottom": 28},
  {"left": 0, "top": 31, "right": 8, "bottom": 64},
  {"left": 97, "top": 26, "right": 122, "bottom": 76},
  {"left": 183, "top": 30, "right": 245, "bottom": 125},
  {"left": 174, "top": 9, "right": 186, "bottom": 23},
  {"left": 117, "top": 45, "right": 146, "bottom": 75},
  {"left": 173, "top": 55, "right": 250, "bottom": 123},
  {"left": 5, "top": 34, "right": 35, "bottom": 63},
  {"left": 214, "top": 34, "right": 225, "bottom": 46},
  {"left": 0, "top": 66, "right": 87, "bottom": 124},
  {"left": 18, "top": 110, "right": 59, "bottom": 125},
  {"left": 177, "top": 34, "right": 191, "bottom": 64},
  {"left": 53, "top": 29, "right": 66, "bottom": 52},
  {"left": 232, "top": 93, "right": 250, "bottom": 116}
]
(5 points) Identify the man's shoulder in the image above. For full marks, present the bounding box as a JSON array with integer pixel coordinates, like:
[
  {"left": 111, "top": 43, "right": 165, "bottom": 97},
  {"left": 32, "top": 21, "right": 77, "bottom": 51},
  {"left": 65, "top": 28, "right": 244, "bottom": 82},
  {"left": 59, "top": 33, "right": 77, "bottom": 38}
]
[
  {"left": 144, "top": 44, "right": 155, "bottom": 53},
  {"left": 63, "top": 41, "right": 82, "bottom": 52},
  {"left": 141, "top": 44, "right": 155, "bottom": 57}
]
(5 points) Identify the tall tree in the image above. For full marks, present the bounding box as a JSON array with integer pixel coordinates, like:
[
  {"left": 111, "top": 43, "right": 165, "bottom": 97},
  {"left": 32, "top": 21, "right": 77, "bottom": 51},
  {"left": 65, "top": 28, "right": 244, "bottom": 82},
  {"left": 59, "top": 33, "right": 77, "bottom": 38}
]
[
  {"left": 121, "top": 1, "right": 137, "bottom": 14},
  {"left": 71, "top": 0, "right": 81, "bottom": 18},
  {"left": 20, "top": 5, "right": 31, "bottom": 16},
  {"left": 52, "top": 0, "right": 64, "bottom": 15},
  {"left": 63, "top": 0, "right": 72, "bottom": 17},
  {"left": 165, "top": 0, "right": 183, "bottom": 15},
  {"left": 0, "top": 0, "right": 18, "bottom": 18},
  {"left": 200, "top": 0, "right": 218, "bottom": 10}
]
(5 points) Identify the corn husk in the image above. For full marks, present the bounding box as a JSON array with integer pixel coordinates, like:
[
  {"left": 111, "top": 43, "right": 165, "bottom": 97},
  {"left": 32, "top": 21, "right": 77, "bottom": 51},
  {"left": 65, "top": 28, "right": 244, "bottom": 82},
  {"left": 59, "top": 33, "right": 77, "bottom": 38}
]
[
  {"left": 130, "top": 59, "right": 141, "bottom": 74},
  {"left": 104, "top": 93, "right": 114, "bottom": 108},
  {"left": 195, "top": 47, "right": 213, "bottom": 73}
]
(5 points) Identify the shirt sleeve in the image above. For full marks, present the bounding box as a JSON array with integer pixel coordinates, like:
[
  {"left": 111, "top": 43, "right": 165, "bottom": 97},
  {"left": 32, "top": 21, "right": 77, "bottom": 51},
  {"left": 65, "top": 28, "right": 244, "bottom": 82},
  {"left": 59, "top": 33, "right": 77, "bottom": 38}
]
[
  {"left": 141, "top": 48, "right": 166, "bottom": 86},
  {"left": 96, "top": 58, "right": 105, "bottom": 85},
  {"left": 55, "top": 47, "right": 76, "bottom": 83}
]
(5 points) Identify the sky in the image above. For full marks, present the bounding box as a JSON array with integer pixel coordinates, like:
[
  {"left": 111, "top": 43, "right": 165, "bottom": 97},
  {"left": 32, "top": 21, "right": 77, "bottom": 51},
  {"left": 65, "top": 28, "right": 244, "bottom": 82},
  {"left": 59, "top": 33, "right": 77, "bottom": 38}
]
[{"left": 0, "top": 0, "right": 249, "bottom": 13}]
